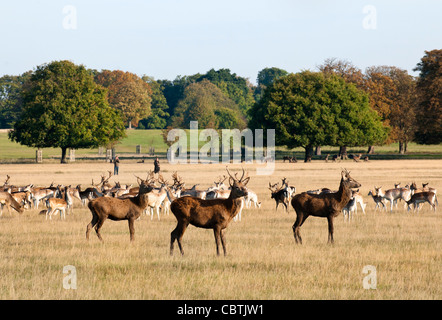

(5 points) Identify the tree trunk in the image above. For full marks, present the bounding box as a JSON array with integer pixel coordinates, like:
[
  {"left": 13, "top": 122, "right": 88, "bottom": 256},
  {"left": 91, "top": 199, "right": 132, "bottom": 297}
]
[
  {"left": 61, "top": 147, "right": 68, "bottom": 164},
  {"left": 339, "top": 146, "right": 348, "bottom": 159},
  {"left": 304, "top": 145, "right": 313, "bottom": 163},
  {"left": 367, "top": 146, "right": 375, "bottom": 154},
  {"left": 315, "top": 146, "right": 321, "bottom": 156},
  {"left": 128, "top": 120, "right": 132, "bottom": 129},
  {"left": 399, "top": 142, "right": 405, "bottom": 154}
]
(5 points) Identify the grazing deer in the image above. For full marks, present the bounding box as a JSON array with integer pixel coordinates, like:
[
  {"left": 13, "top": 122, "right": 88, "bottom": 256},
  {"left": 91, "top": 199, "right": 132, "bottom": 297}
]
[
  {"left": 269, "top": 183, "right": 288, "bottom": 212},
  {"left": 406, "top": 192, "right": 438, "bottom": 212},
  {"left": 86, "top": 182, "right": 154, "bottom": 242},
  {"left": 169, "top": 168, "right": 249, "bottom": 256},
  {"left": 0, "top": 191, "right": 24, "bottom": 216},
  {"left": 291, "top": 169, "right": 361, "bottom": 244},
  {"left": 368, "top": 190, "right": 386, "bottom": 211}
]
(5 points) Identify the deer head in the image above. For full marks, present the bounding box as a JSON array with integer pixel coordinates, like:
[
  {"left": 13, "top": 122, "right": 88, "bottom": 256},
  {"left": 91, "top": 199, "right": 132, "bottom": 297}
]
[
  {"left": 341, "top": 169, "right": 361, "bottom": 189},
  {"left": 226, "top": 167, "right": 249, "bottom": 199}
]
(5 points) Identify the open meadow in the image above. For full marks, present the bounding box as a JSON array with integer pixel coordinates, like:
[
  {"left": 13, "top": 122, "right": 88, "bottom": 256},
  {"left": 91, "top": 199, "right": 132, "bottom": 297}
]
[{"left": 0, "top": 159, "right": 441, "bottom": 300}]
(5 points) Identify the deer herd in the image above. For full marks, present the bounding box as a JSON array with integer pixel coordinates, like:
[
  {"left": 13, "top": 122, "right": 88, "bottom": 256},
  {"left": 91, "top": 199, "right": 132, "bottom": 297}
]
[{"left": 0, "top": 168, "right": 438, "bottom": 255}]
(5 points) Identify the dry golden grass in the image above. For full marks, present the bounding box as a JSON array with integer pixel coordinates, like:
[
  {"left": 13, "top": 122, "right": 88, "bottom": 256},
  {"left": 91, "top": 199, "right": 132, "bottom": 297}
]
[{"left": 0, "top": 159, "right": 441, "bottom": 299}]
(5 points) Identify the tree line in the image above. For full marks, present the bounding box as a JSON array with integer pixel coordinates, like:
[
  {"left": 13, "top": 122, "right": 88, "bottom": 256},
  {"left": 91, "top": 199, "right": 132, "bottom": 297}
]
[{"left": 0, "top": 50, "right": 440, "bottom": 162}]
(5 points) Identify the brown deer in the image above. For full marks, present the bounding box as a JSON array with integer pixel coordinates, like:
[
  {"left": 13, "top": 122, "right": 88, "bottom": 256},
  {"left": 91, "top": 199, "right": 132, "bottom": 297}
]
[
  {"left": 86, "top": 181, "right": 154, "bottom": 242},
  {"left": 406, "top": 192, "right": 438, "bottom": 212},
  {"left": 291, "top": 169, "right": 361, "bottom": 244},
  {"left": 0, "top": 191, "right": 24, "bottom": 216},
  {"left": 169, "top": 168, "right": 249, "bottom": 256}
]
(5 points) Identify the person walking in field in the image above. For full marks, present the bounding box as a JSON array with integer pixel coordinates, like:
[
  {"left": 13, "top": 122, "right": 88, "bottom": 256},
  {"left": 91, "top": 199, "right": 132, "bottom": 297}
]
[
  {"left": 154, "top": 157, "right": 160, "bottom": 174},
  {"left": 113, "top": 156, "right": 120, "bottom": 175}
]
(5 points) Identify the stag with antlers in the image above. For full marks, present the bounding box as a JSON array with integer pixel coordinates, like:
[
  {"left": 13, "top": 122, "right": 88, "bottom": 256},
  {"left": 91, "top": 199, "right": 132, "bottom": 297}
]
[
  {"left": 291, "top": 169, "right": 361, "bottom": 244},
  {"left": 169, "top": 167, "right": 249, "bottom": 256}
]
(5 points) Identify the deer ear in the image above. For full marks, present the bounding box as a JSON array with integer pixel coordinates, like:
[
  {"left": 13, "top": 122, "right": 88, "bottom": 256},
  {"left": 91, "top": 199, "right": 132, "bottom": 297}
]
[{"left": 242, "top": 177, "right": 250, "bottom": 186}]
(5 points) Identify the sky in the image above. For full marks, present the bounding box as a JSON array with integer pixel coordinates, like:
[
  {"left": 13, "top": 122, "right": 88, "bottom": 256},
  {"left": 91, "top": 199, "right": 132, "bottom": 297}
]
[{"left": 1, "top": 0, "right": 441, "bottom": 84}]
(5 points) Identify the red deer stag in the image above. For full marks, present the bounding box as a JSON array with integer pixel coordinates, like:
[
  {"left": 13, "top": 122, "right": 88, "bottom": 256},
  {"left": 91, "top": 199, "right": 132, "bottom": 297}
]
[
  {"left": 86, "top": 181, "right": 154, "bottom": 242},
  {"left": 169, "top": 168, "right": 249, "bottom": 256},
  {"left": 291, "top": 169, "right": 361, "bottom": 244}
]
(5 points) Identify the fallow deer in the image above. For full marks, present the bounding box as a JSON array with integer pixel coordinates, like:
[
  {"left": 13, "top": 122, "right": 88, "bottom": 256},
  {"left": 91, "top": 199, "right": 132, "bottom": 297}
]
[
  {"left": 169, "top": 168, "right": 249, "bottom": 256},
  {"left": 269, "top": 183, "right": 288, "bottom": 212},
  {"left": 406, "top": 192, "right": 438, "bottom": 212},
  {"left": 368, "top": 190, "right": 386, "bottom": 211},
  {"left": 0, "top": 191, "right": 24, "bottom": 216},
  {"left": 291, "top": 169, "right": 361, "bottom": 244}
]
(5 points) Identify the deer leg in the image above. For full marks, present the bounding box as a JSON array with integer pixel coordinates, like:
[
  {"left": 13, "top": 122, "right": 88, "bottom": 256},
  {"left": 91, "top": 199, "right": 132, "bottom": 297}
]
[
  {"left": 213, "top": 227, "right": 221, "bottom": 256},
  {"left": 292, "top": 212, "right": 306, "bottom": 244},
  {"left": 220, "top": 228, "right": 227, "bottom": 256},
  {"left": 327, "top": 216, "right": 334, "bottom": 244},
  {"left": 170, "top": 221, "right": 187, "bottom": 255},
  {"left": 94, "top": 217, "right": 107, "bottom": 241},
  {"left": 128, "top": 218, "right": 135, "bottom": 242},
  {"left": 86, "top": 214, "right": 99, "bottom": 240}
]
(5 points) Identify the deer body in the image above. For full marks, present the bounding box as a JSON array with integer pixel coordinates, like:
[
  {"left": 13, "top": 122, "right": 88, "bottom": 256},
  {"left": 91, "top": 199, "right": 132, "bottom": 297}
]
[
  {"left": 86, "top": 182, "right": 153, "bottom": 241},
  {"left": 291, "top": 169, "right": 361, "bottom": 244},
  {"left": 406, "top": 192, "right": 437, "bottom": 212},
  {"left": 0, "top": 191, "right": 24, "bottom": 216},
  {"left": 170, "top": 168, "right": 249, "bottom": 256}
]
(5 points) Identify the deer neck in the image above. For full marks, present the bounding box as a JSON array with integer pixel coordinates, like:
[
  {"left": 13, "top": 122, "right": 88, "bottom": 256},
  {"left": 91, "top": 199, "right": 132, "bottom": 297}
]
[{"left": 337, "top": 178, "right": 352, "bottom": 207}]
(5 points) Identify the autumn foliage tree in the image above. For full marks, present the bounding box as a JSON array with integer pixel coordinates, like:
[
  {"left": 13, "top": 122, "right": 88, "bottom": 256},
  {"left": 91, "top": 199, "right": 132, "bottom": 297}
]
[{"left": 95, "top": 70, "right": 152, "bottom": 128}]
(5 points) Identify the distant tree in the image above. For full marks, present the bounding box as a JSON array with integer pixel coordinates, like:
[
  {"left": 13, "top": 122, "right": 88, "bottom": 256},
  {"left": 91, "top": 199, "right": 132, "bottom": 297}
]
[
  {"left": 196, "top": 68, "right": 255, "bottom": 118},
  {"left": 255, "top": 67, "right": 289, "bottom": 101},
  {"left": 9, "top": 60, "right": 126, "bottom": 163},
  {"left": 0, "top": 72, "right": 31, "bottom": 128},
  {"left": 413, "top": 49, "right": 442, "bottom": 144},
  {"left": 139, "top": 76, "right": 169, "bottom": 129},
  {"left": 95, "top": 70, "right": 152, "bottom": 128},
  {"left": 257, "top": 67, "right": 289, "bottom": 87},
  {"left": 171, "top": 79, "right": 246, "bottom": 129},
  {"left": 249, "top": 71, "right": 388, "bottom": 162}
]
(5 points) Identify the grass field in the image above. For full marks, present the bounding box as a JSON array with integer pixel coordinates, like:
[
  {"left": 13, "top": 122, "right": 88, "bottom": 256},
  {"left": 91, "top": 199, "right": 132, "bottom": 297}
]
[{"left": 0, "top": 160, "right": 441, "bottom": 300}]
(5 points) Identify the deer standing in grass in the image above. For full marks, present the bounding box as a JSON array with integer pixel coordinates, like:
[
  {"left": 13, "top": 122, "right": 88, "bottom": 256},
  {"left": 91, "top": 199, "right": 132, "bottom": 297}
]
[
  {"left": 86, "top": 182, "right": 153, "bottom": 242},
  {"left": 291, "top": 169, "right": 361, "bottom": 244},
  {"left": 169, "top": 168, "right": 249, "bottom": 256}
]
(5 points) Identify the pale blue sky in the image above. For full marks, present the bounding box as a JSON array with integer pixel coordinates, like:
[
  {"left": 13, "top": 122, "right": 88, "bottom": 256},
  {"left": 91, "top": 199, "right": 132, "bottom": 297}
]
[{"left": 1, "top": 0, "right": 441, "bottom": 84}]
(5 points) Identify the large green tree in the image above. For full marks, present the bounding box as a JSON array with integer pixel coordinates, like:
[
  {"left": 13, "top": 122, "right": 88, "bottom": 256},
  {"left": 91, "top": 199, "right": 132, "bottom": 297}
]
[
  {"left": 413, "top": 49, "right": 442, "bottom": 144},
  {"left": 249, "top": 71, "right": 388, "bottom": 161},
  {"left": 9, "top": 60, "right": 126, "bottom": 163}
]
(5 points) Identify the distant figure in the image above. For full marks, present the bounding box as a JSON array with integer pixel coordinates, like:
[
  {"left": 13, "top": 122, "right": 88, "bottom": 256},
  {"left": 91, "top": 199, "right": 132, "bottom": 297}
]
[
  {"left": 113, "top": 156, "right": 120, "bottom": 175},
  {"left": 154, "top": 157, "right": 160, "bottom": 174}
]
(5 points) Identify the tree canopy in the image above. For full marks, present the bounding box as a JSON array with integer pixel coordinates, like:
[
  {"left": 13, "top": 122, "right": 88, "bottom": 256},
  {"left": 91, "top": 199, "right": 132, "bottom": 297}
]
[
  {"left": 9, "top": 60, "right": 126, "bottom": 163},
  {"left": 95, "top": 70, "right": 152, "bottom": 128},
  {"left": 249, "top": 71, "right": 388, "bottom": 161},
  {"left": 171, "top": 79, "right": 246, "bottom": 129},
  {"left": 413, "top": 49, "right": 442, "bottom": 144}
]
